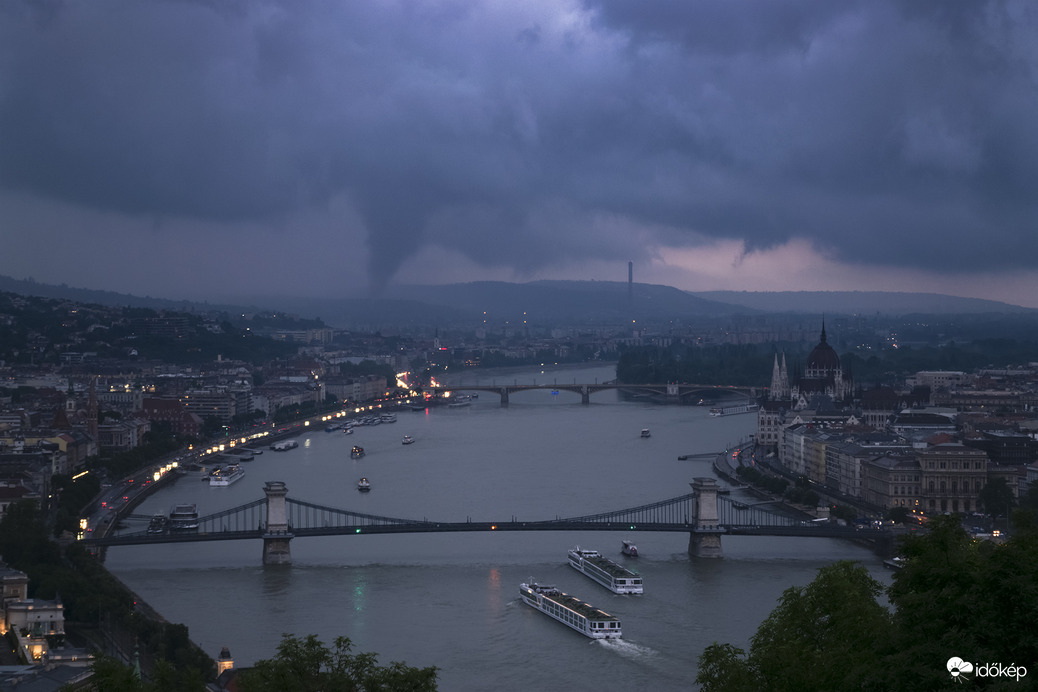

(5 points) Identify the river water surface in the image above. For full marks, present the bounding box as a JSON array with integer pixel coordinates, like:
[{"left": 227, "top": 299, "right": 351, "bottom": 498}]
[{"left": 107, "top": 363, "right": 890, "bottom": 691}]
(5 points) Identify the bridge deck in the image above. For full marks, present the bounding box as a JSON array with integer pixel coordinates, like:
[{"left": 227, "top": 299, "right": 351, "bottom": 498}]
[{"left": 83, "top": 492, "right": 895, "bottom": 547}]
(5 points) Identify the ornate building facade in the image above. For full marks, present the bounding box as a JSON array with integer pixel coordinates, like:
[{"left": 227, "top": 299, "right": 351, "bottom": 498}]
[{"left": 768, "top": 321, "right": 852, "bottom": 407}]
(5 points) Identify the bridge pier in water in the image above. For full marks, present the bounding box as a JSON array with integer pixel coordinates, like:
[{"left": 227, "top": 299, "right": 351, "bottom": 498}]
[
  {"left": 689, "top": 477, "right": 724, "bottom": 558},
  {"left": 262, "top": 481, "right": 294, "bottom": 565}
]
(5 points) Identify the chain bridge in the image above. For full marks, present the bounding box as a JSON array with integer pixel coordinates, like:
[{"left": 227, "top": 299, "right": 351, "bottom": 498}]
[{"left": 83, "top": 478, "right": 896, "bottom": 564}]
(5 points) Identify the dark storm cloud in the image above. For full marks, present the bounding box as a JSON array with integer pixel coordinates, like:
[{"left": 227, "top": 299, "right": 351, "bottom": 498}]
[{"left": 1, "top": 0, "right": 1036, "bottom": 290}]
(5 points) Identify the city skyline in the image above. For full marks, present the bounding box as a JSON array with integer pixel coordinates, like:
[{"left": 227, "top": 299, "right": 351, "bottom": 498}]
[{"left": 2, "top": 1, "right": 1037, "bottom": 307}]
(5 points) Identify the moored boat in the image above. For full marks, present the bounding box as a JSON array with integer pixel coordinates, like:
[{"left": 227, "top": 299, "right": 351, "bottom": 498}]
[
  {"left": 226, "top": 448, "right": 254, "bottom": 462},
  {"left": 168, "top": 503, "right": 199, "bottom": 531},
  {"left": 568, "top": 547, "right": 643, "bottom": 594},
  {"left": 883, "top": 557, "right": 906, "bottom": 570},
  {"left": 147, "top": 514, "right": 168, "bottom": 535},
  {"left": 209, "top": 464, "right": 245, "bottom": 487},
  {"left": 519, "top": 582, "right": 621, "bottom": 639},
  {"left": 709, "top": 402, "right": 760, "bottom": 417},
  {"left": 270, "top": 439, "right": 299, "bottom": 451}
]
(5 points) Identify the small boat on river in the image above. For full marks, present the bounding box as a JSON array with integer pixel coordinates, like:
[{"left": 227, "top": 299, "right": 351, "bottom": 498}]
[{"left": 147, "top": 514, "right": 168, "bottom": 535}]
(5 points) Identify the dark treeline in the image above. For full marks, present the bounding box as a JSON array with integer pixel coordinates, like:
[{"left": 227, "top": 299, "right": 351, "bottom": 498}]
[
  {"left": 616, "top": 338, "right": 1038, "bottom": 390},
  {"left": 616, "top": 343, "right": 773, "bottom": 386},
  {"left": 843, "top": 338, "right": 1038, "bottom": 385}
]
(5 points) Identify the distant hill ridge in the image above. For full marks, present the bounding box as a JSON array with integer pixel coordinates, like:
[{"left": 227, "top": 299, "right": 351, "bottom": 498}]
[
  {"left": 0, "top": 275, "right": 1031, "bottom": 329},
  {"left": 693, "top": 290, "right": 1033, "bottom": 315}
]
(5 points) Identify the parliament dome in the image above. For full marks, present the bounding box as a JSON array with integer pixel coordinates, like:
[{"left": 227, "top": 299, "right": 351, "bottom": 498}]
[{"left": 806, "top": 325, "right": 840, "bottom": 371}]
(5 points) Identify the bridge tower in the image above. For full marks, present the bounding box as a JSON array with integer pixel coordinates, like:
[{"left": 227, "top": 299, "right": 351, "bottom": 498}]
[
  {"left": 262, "top": 481, "right": 293, "bottom": 565},
  {"left": 689, "top": 477, "right": 725, "bottom": 558}
]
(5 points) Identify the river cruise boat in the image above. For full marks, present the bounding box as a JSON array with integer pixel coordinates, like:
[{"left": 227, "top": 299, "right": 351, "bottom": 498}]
[
  {"left": 270, "top": 439, "right": 299, "bottom": 451},
  {"left": 448, "top": 394, "right": 472, "bottom": 408},
  {"left": 519, "top": 582, "right": 622, "bottom": 639},
  {"left": 351, "top": 445, "right": 365, "bottom": 459},
  {"left": 209, "top": 464, "right": 245, "bottom": 487},
  {"left": 168, "top": 503, "right": 199, "bottom": 531},
  {"left": 708, "top": 402, "right": 760, "bottom": 417},
  {"left": 568, "top": 547, "right": 643, "bottom": 594},
  {"left": 621, "top": 540, "right": 638, "bottom": 557},
  {"left": 357, "top": 477, "right": 371, "bottom": 492}
]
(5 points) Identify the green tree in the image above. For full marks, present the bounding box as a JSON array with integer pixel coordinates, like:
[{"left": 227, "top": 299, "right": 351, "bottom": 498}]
[
  {"left": 977, "top": 476, "right": 1016, "bottom": 518},
  {"left": 0, "top": 500, "right": 62, "bottom": 572},
  {"left": 700, "top": 516, "right": 1038, "bottom": 691},
  {"left": 238, "top": 633, "right": 438, "bottom": 692},
  {"left": 697, "top": 561, "right": 892, "bottom": 691},
  {"left": 886, "top": 506, "right": 911, "bottom": 524},
  {"left": 77, "top": 656, "right": 146, "bottom": 692},
  {"left": 69, "top": 656, "right": 207, "bottom": 692},
  {"left": 885, "top": 515, "right": 1038, "bottom": 689}
]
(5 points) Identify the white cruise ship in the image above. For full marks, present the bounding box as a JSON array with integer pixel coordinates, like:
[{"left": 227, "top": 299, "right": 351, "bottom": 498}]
[
  {"left": 568, "top": 547, "right": 643, "bottom": 594},
  {"left": 708, "top": 402, "right": 760, "bottom": 417},
  {"left": 209, "top": 464, "right": 245, "bottom": 487},
  {"left": 519, "top": 582, "right": 622, "bottom": 639}
]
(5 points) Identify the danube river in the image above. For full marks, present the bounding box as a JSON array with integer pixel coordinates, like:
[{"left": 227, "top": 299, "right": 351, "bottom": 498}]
[{"left": 107, "top": 363, "right": 890, "bottom": 691}]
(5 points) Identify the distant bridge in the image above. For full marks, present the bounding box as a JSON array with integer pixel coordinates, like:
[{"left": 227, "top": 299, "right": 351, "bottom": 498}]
[
  {"left": 437, "top": 382, "right": 756, "bottom": 405},
  {"left": 82, "top": 478, "right": 896, "bottom": 564}
]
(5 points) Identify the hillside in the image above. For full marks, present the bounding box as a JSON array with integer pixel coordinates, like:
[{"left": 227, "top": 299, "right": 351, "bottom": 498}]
[
  {"left": 382, "top": 280, "right": 755, "bottom": 323},
  {"left": 692, "top": 290, "right": 1034, "bottom": 315},
  {"left": 1, "top": 274, "right": 1032, "bottom": 330}
]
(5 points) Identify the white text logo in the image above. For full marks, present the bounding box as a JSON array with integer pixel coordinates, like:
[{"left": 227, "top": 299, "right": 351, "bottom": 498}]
[{"left": 948, "top": 657, "right": 1028, "bottom": 683}]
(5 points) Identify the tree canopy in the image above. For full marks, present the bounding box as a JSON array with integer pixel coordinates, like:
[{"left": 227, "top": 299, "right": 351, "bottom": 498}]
[
  {"left": 237, "top": 633, "right": 438, "bottom": 692},
  {"left": 697, "top": 516, "right": 1038, "bottom": 691}
]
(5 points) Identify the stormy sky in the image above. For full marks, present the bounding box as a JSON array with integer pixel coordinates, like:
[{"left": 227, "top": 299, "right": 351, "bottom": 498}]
[{"left": 2, "top": 0, "right": 1037, "bottom": 306}]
